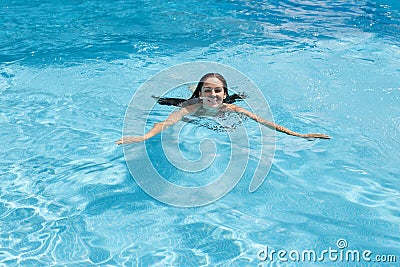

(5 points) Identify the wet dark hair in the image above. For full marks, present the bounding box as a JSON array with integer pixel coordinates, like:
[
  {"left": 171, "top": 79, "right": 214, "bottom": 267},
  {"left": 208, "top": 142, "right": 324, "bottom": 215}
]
[{"left": 156, "top": 73, "right": 246, "bottom": 107}]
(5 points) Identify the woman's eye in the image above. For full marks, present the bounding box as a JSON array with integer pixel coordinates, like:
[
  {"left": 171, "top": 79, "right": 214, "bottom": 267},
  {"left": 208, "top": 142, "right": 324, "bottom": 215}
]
[{"left": 203, "top": 87, "right": 223, "bottom": 93}]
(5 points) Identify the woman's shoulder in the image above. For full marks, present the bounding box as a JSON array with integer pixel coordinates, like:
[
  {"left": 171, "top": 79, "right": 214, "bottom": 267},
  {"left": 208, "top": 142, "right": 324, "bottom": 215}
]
[
  {"left": 181, "top": 102, "right": 203, "bottom": 113},
  {"left": 223, "top": 103, "right": 242, "bottom": 112}
]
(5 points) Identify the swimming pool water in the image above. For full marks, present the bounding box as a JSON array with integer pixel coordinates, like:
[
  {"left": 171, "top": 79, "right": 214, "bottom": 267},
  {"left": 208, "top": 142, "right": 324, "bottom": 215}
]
[{"left": 1, "top": 0, "right": 399, "bottom": 266}]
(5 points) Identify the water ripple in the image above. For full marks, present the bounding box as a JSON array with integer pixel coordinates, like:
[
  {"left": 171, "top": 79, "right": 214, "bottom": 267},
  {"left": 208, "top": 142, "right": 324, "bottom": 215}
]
[{"left": 1, "top": 0, "right": 399, "bottom": 266}]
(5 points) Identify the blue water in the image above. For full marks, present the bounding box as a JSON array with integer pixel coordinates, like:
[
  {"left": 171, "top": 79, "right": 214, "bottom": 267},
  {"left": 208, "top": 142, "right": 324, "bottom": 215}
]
[{"left": 1, "top": 0, "right": 399, "bottom": 266}]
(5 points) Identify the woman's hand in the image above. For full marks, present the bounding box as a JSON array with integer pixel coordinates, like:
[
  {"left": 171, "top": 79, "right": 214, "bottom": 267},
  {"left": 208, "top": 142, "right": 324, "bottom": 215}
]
[
  {"left": 301, "top": 133, "right": 331, "bottom": 140},
  {"left": 115, "top": 136, "right": 146, "bottom": 145},
  {"left": 115, "top": 106, "right": 197, "bottom": 145}
]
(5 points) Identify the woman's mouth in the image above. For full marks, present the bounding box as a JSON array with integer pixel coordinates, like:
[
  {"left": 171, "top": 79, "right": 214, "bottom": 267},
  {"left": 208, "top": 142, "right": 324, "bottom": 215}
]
[{"left": 202, "top": 96, "right": 222, "bottom": 107}]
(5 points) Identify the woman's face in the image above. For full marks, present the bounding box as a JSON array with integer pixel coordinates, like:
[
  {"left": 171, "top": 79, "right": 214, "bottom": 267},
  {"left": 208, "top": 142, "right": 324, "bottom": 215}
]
[{"left": 199, "top": 77, "right": 226, "bottom": 109}]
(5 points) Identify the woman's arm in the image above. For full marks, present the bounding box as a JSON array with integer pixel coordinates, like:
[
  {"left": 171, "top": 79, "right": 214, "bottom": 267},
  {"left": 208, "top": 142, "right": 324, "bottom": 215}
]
[
  {"left": 116, "top": 105, "right": 199, "bottom": 145},
  {"left": 228, "top": 105, "right": 330, "bottom": 139}
]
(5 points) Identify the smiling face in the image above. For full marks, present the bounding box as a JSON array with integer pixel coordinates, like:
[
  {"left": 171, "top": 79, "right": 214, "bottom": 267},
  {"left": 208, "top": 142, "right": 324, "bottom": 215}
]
[{"left": 199, "top": 77, "right": 226, "bottom": 109}]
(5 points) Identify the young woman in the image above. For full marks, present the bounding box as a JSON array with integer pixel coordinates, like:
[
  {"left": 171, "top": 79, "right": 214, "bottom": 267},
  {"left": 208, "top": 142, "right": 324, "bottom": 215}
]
[{"left": 116, "top": 73, "right": 330, "bottom": 145}]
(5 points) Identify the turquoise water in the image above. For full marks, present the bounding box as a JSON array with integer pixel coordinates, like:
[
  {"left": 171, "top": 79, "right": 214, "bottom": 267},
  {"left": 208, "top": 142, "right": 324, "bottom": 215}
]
[{"left": 1, "top": 0, "right": 399, "bottom": 266}]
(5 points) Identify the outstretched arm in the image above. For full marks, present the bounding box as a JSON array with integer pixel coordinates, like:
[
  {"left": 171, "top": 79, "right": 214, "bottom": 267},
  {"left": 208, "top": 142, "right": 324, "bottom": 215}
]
[
  {"left": 229, "top": 105, "right": 330, "bottom": 139},
  {"left": 116, "top": 105, "right": 199, "bottom": 145}
]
